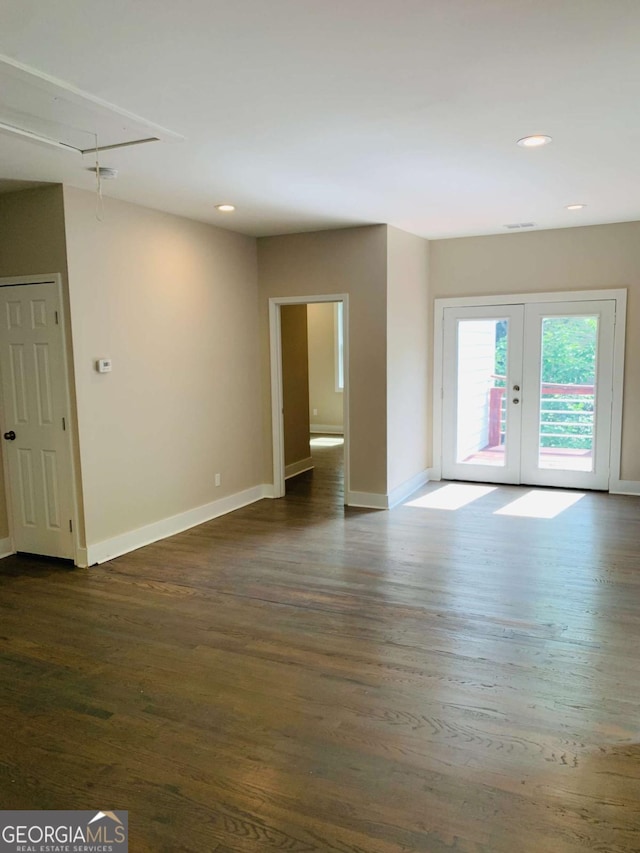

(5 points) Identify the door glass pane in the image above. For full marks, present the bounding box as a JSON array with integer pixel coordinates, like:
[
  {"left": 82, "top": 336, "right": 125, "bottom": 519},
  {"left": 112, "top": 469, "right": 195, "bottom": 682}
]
[
  {"left": 537, "top": 316, "right": 597, "bottom": 472},
  {"left": 456, "top": 318, "right": 508, "bottom": 466}
]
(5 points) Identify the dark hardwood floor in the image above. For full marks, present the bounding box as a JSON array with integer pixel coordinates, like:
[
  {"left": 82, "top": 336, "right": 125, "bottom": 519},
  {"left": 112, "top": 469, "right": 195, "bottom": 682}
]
[{"left": 1, "top": 441, "right": 640, "bottom": 852}]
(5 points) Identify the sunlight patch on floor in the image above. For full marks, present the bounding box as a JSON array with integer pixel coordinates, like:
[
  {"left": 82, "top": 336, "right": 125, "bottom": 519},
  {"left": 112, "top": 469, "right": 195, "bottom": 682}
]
[
  {"left": 495, "top": 490, "right": 585, "bottom": 519},
  {"left": 310, "top": 436, "right": 344, "bottom": 447},
  {"left": 405, "top": 483, "right": 497, "bottom": 511}
]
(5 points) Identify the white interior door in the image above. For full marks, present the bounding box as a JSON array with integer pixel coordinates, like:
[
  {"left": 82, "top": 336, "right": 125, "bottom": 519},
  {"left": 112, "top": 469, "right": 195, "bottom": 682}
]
[
  {"left": 0, "top": 282, "right": 75, "bottom": 558},
  {"left": 442, "top": 299, "right": 616, "bottom": 490}
]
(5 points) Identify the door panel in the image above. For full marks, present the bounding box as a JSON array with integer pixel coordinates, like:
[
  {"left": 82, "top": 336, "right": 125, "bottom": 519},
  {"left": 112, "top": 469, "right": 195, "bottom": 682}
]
[
  {"left": 34, "top": 342, "right": 55, "bottom": 424},
  {"left": 42, "top": 449, "right": 62, "bottom": 529},
  {"left": 10, "top": 344, "right": 28, "bottom": 422},
  {"left": 18, "top": 448, "right": 36, "bottom": 526},
  {"left": 442, "top": 299, "right": 616, "bottom": 490},
  {"left": 0, "top": 282, "right": 74, "bottom": 557},
  {"left": 520, "top": 301, "right": 614, "bottom": 489},
  {"left": 443, "top": 305, "right": 523, "bottom": 484}
]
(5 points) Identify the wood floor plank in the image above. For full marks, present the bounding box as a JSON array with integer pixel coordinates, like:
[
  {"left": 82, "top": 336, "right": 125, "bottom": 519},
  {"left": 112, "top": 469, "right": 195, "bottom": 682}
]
[{"left": 1, "top": 441, "right": 640, "bottom": 851}]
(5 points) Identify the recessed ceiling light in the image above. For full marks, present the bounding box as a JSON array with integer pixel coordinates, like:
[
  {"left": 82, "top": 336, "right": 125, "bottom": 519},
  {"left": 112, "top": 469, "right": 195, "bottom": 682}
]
[
  {"left": 566, "top": 203, "right": 586, "bottom": 210},
  {"left": 517, "top": 135, "right": 552, "bottom": 148},
  {"left": 216, "top": 203, "right": 235, "bottom": 212}
]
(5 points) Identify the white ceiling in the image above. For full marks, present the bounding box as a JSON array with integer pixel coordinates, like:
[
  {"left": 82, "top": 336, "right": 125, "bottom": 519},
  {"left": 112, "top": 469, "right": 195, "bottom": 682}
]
[{"left": 1, "top": 0, "right": 639, "bottom": 239}]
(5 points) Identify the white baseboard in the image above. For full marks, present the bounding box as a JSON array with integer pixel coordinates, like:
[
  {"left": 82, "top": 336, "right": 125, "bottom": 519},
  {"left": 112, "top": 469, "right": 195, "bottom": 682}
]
[
  {"left": 0, "top": 537, "right": 14, "bottom": 559},
  {"left": 347, "top": 469, "right": 434, "bottom": 511},
  {"left": 346, "top": 490, "right": 388, "bottom": 510},
  {"left": 87, "top": 484, "right": 271, "bottom": 565},
  {"left": 285, "top": 456, "right": 314, "bottom": 479},
  {"left": 609, "top": 479, "right": 640, "bottom": 496},
  {"left": 388, "top": 468, "right": 431, "bottom": 509},
  {"left": 310, "top": 424, "right": 344, "bottom": 435}
]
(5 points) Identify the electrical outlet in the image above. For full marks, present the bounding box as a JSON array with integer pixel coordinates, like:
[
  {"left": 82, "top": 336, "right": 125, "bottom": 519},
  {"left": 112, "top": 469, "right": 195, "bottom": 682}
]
[
  {"left": 313, "top": 408, "right": 318, "bottom": 416},
  {"left": 215, "top": 473, "right": 221, "bottom": 487}
]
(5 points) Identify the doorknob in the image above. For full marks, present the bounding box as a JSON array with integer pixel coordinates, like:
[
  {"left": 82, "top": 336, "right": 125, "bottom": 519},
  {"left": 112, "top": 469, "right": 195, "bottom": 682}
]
[
  {"left": 512, "top": 398, "right": 520, "bottom": 404},
  {"left": 513, "top": 384, "right": 520, "bottom": 391},
  {"left": 3, "top": 430, "right": 15, "bottom": 441}
]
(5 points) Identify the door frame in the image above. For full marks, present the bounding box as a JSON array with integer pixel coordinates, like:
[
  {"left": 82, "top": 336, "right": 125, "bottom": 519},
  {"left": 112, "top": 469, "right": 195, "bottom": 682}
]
[
  {"left": 269, "top": 294, "right": 350, "bottom": 501},
  {"left": 0, "top": 273, "right": 83, "bottom": 564},
  {"left": 432, "top": 288, "right": 627, "bottom": 490}
]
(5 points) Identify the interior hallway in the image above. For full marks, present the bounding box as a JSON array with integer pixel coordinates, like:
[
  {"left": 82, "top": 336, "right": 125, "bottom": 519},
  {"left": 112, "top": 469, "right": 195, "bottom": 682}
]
[
  {"left": 286, "top": 434, "right": 345, "bottom": 504},
  {"left": 0, "top": 442, "right": 639, "bottom": 852}
]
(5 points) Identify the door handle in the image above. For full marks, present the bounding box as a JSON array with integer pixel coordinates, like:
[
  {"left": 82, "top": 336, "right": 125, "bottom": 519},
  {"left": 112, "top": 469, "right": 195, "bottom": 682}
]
[
  {"left": 3, "top": 430, "right": 15, "bottom": 441},
  {"left": 513, "top": 384, "right": 520, "bottom": 391},
  {"left": 512, "top": 398, "right": 520, "bottom": 404}
]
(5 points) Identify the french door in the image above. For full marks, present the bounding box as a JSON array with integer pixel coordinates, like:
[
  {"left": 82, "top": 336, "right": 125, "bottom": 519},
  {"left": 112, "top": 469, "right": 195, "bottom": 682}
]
[{"left": 442, "top": 299, "right": 615, "bottom": 490}]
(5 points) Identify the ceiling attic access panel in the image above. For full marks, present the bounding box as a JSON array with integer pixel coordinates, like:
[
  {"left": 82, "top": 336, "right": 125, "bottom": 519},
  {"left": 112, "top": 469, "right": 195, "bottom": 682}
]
[{"left": 0, "top": 52, "right": 183, "bottom": 154}]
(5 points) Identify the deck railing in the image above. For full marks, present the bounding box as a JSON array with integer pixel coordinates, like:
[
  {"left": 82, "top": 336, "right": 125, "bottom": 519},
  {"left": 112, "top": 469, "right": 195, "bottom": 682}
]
[{"left": 488, "top": 380, "right": 595, "bottom": 449}]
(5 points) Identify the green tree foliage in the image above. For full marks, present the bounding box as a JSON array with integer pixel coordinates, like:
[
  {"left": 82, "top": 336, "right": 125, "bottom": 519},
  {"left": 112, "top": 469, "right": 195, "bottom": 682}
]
[
  {"left": 495, "top": 317, "right": 596, "bottom": 384},
  {"left": 540, "top": 317, "right": 597, "bottom": 385},
  {"left": 494, "top": 316, "right": 597, "bottom": 449}
]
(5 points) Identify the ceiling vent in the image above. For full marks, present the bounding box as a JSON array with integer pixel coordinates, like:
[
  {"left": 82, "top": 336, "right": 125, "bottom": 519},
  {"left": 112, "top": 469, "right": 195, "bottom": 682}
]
[
  {"left": 0, "top": 53, "right": 183, "bottom": 155},
  {"left": 504, "top": 222, "right": 537, "bottom": 230}
]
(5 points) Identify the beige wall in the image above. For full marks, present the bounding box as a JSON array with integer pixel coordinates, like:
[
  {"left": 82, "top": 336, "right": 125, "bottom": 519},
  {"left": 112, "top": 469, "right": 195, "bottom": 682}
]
[
  {"left": 307, "top": 302, "right": 343, "bottom": 429},
  {"left": 281, "top": 304, "right": 311, "bottom": 467},
  {"left": 386, "top": 227, "right": 430, "bottom": 492},
  {"left": 258, "top": 226, "right": 388, "bottom": 496},
  {"left": 63, "top": 187, "right": 262, "bottom": 547},
  {"left": 430, "top": 222, "right": 640, "bottom": 479},
  {"left": 0, "top": 185, "right": 78, "bottom": 542}
]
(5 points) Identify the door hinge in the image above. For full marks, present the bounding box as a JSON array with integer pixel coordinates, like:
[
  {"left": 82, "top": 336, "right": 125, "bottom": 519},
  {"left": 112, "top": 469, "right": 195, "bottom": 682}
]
[
  {"left": 55, "top": 311, "right": 59, "bottom": 325},
  {"left": 69, "top": 519, "right": 73, "bottom": 533},
  {"left": 62, "top": 417, "right": 66, "bottom": 431}
]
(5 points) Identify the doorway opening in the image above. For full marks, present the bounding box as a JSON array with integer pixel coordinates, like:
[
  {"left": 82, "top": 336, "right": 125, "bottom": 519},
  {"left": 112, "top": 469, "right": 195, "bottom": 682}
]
[
  {"left": 269, "top": 294, "right": 350, "bottom": 504},
  {"left": 286, "top": 434, "right": 345, "bottom": 507}
]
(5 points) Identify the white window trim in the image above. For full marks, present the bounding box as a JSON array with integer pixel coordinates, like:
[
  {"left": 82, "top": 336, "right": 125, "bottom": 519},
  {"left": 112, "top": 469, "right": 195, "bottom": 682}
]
[{"left": 334, "top": 301, "right": 344, "bottom": 393}]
